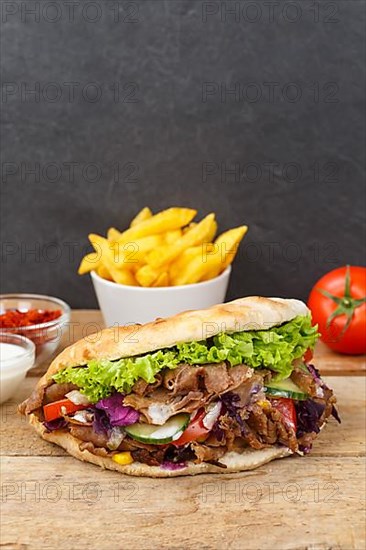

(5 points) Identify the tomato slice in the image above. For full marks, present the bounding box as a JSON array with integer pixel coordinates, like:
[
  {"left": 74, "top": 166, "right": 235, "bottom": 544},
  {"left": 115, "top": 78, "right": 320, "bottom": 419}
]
[
  {"left": 304, "top": 348, "right": 313, "bottom": 363},
  {"left": 172, "top": 410, "right": 210, "bottom": 446},
  {"left": 43, "top": 399, "right": 86, "bottom": 422},
  {"left": 270, "top": 398, "right": 297, "bottom": 431}
]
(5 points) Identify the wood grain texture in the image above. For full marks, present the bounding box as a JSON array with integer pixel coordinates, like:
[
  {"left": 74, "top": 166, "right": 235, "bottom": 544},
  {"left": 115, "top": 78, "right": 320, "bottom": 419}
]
[
  {"left": 314, "top": 341, "right": 366, "bottom": 376},
  {"left": 28, "top": 310, "right": 366, "bottom": 377},
  {"left": 1, "top": 376, "right": 365, "bottom": 549},
  {"left": 1, "top": 456, "right": 365, "bottom": 550}
]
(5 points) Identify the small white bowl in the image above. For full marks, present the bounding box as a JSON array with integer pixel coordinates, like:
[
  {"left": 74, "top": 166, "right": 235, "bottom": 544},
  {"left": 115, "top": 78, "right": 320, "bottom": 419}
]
[
  {"left": 0, "top": 333, "right": 35, "bottom": 404},
  {"left": 91, "top": 266, "right": 231, "bottom": 326}
]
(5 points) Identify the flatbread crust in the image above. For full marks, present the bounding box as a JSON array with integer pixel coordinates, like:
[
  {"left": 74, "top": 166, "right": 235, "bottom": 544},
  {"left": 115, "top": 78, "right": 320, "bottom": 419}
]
[{"left": 29, "top": 413, "right": 293, "bottom": 477}]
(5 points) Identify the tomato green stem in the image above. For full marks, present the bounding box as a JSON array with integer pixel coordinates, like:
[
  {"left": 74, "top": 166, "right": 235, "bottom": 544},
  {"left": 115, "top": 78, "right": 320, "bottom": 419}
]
[{"left": 317, "top": 265, "right": 366, "bottom": 339}]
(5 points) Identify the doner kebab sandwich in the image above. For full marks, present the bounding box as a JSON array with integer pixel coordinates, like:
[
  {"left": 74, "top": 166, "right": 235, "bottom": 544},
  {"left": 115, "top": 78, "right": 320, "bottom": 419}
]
[{"left": 20, "top": 296, "right": 340, "bottom": 477}]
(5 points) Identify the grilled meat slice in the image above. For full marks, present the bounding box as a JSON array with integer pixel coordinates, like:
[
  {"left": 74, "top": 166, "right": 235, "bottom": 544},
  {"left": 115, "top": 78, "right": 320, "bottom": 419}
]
[
  {"left": 163, "top": 363, "right": 253, "bottom": 396},
  {"left": 44, "top": 383, "right": 78, "bottom": 404}
]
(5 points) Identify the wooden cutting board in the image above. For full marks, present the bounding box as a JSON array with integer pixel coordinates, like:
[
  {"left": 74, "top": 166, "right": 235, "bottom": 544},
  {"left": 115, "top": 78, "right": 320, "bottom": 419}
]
[{"left": 1, "top": 311, "right": 365, "bottom": 549}]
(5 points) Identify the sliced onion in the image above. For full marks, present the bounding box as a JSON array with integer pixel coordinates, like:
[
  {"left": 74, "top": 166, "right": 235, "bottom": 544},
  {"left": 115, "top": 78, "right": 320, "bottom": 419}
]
[
  {"left": 70, "top": 410, "right": 94, "bottom": 425},
  {"left": 107, "top": 426, "right": 125, "bottom": 450},
  {"left": 65, "top": 390, "right": 90, "bottom": 406},
  {"left": 147, "top": 403, "right": 174, "bottom": 425},
  {"left": 203, "top": 401, "right": 222, "bottom": 430}
]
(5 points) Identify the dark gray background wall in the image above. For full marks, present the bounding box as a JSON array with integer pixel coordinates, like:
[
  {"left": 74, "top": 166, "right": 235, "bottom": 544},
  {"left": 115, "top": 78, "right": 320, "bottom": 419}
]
[{"left": 1, "top": 0, "right": 365, "bottom": 307}]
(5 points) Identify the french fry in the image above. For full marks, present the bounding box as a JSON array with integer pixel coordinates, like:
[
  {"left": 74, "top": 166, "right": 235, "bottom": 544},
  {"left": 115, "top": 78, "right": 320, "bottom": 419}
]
[
  {"left": 107, "top": 207, "right": 153, "bottom": 239},
  {"left": 200, "top": 266, "right": 221, "bottom": 282},
  {"left": 96, "top": 263, "right": 113, "bottom": 280},
  {"left": 170, "top": 251, "right": 219, "bottom": 286},
  {"left": 111, "top": 268, "right": 138, "bottom": 286},
  {"left": 151, "top": 272, "right": 170, "bottom": 287},
  {"left": 88, "top": 234, "right": 132, "bottom": 282},
  {"left": 129, "top": 260, "right": 146, "bottom": 275},
  {"left": 128, "top": 235, "right": 165, "bottom": 253},
  {"left": 198, "top": 226, "right": 247, "bottom": 281},
  {"left": 135, "top": 264, "right": 161, "bottom": 287},
  {"left": 107, "top": 227, "right": 121, "bottom": 241},
  {"left": 214, "top": 225, "right": 248, "bottom": 269},
  {"left": 89, "top": 234, "right": 116, "bottom": 265},
  {"left": 107, "top": 208, "right": 153, "bottom": 242},
  {"left": 107, "top": 208, "right": 154, "bottom": 242},
  {"left": 183, "top": 222, "right": 197, "bottom": 233},
  {"left": 118, "top": 235, "right": 165, "bottom": 268},
  {"left": 130, "top": 207, "right": 153, "bottom": 227},
  {"left": 171, "top": 226, "right": 247, "bottom": 285},
  {"left": 164, "top": 229, "right": 182, "bottom": 244},
  {"left": 89, "top": 233, "right": 164, "bottom": 270},
  {"left": 205, "top": 219, "right": 218, "bottom": 243},
  {"left": 116, "top": 208, "right": 197, "bottom": 244},
  {"left": 168, "top": 246, "right": 208, "bottom": 281},
  {"left": 146, "top": 213, "right": 216, "bottom": 269},
  {"left": 78, "top": 207, "right": 248, "bottom": 288},
  {"left": 78, "top": 252, "right": 101, "bottom": 275}
]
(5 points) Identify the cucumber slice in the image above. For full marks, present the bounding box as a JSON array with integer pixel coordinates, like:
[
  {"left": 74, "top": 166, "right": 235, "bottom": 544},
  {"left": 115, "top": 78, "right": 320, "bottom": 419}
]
[
  {"left": 265, "top": 378, "right": 308, "bottom": 400},
  {"left": 124, "top": 413, "right": 190, "bottom": 445}
]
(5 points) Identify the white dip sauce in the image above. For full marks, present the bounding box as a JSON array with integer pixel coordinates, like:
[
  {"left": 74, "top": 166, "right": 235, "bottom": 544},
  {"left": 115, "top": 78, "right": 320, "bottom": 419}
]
[{"left": 0, "top": 342, "right": 27, "bottom": 368}]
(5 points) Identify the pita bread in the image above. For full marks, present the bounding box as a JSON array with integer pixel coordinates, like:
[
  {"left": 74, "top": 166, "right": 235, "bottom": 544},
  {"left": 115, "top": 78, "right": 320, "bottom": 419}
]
[
  {"left": 21, "top": 296, "right": 307, "bottom": 477},
  {"left": 29, "top": 413, "right": 293, "bottom": 477}
]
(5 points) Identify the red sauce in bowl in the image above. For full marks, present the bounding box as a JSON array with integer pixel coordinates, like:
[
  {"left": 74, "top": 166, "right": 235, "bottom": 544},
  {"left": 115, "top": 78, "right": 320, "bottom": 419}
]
[{"left": 0, "top": 309, "right": 62, "bottom": 328}]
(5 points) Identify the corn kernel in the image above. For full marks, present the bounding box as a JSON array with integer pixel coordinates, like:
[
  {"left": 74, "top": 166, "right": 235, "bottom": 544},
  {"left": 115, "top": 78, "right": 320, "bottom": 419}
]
[
  {"left": 258, "top": 400, "right": 270, "bottom": 410},
  {"left": 112, "top": 452, "right": 133, "bottom": 465}
]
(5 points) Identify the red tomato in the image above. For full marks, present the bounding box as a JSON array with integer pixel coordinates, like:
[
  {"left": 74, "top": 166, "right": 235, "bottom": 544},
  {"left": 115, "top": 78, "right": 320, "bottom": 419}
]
[
  {"left": 172, "top": 410, "right": 210, "bottom": 446},
  {"left": 308, "top": 266, "right": 366, "bottom": 354},
  {"left": 304, "top": 348, "right": 313, "bottom": 363},
  {"left": 43, "top": 399, "right": 86, "bottom": 422},
  {"left": 271, "top": 398, "right": 297, "bottom": 431}
]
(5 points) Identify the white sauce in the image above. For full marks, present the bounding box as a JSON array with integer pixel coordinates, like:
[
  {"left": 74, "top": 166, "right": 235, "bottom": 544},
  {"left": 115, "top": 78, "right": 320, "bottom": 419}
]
[
  {"left": 0, "top": 340, "right": 35, "bottom": 404},
  {"left": 0, "top": 343, "right": 27, "bottom": 364}
]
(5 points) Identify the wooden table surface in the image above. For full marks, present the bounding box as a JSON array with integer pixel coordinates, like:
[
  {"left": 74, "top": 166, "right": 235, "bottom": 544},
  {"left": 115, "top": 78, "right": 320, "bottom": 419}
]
[{"left": 1, "top": 311, "right": 365, "bottom": 549}]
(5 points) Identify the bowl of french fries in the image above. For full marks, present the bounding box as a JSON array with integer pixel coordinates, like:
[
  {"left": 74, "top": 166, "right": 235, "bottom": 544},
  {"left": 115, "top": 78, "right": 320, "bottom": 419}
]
[{"left": 78, "top": 207, "right": 248, "bottom": 325}]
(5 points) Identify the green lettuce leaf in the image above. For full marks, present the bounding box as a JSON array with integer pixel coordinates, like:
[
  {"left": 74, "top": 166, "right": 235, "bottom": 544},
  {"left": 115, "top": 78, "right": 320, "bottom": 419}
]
[{"left": 53, "top": 315, "right": 318, "bottom": 402}]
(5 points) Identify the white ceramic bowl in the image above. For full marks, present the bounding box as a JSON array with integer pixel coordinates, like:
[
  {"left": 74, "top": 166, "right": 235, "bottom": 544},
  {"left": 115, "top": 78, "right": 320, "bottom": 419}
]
[
  {"left": 91, "top": 266, "right": 231, "bottom": 326},
  {"left": 0, "top": 333, "right": 35, "bottom": 404}
]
